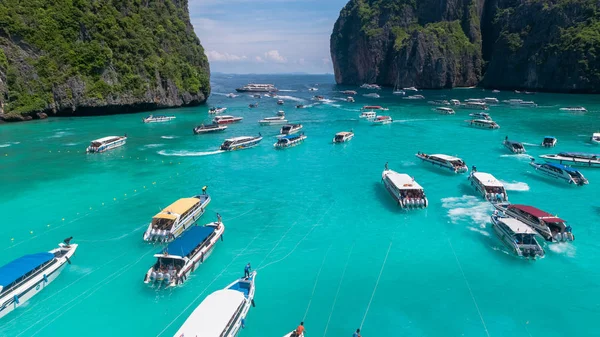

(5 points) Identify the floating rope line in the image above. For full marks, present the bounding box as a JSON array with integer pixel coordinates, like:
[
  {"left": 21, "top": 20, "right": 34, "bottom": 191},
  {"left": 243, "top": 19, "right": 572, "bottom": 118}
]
[
  {"left": 360, "top": 241, "right": 392, "bottom": 329},
  {"left": 303, "top": 244, "right": 332, "bottom": 321},
  {"left": 448, "top": 239, "right": 491, "bottom": 337},
  {"left": 322, "top": 243, "right": 354, "bottom": 337}
]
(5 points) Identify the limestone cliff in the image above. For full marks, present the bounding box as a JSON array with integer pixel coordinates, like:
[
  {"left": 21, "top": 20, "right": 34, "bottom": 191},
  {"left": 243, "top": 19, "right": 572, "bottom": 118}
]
[{"left": 0, "top": 0, "right": 210, "bottom": 122}]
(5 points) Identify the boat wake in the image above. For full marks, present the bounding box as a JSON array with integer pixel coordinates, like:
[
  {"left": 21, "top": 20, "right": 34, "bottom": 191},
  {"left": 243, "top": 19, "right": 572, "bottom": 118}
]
[
  {"left": 157, "top": 149, "right": 224, "bottom": 157},
  {"left": 275, "top": 95, "right": 305, "bottom": 102},
  {"left": 548, "top": 243, "right": 576, "bottom": 257},
  {"left": 441, "top": 195, "right": 493, "bottom": 227},
  {"left": 278, "top": 89, "right": 297, "bottom": 92},
  {"left": 521, "top": 142, "right": 540, "bottom": 147},
  {"left": 161, "top": 136, "right": 178, "bottom": 139},
  {"left": 0, "top": 141, "right": 19, "bottom": 148},
  {"left": 500, "top": 153, "right": 533, "bottom": 161},
  {"left": 143, "top": 144, "right": 164, "bottom": 149},
  {"left": 500, "top": 180, "right": 530, "bottom": 191},
  {"left": 64, "top": 142, "right": 79, "bottom": 146},
  {"left": 48, "top": 131, "right": 72, "bottom": 139},
  {"left": 467, "top": 226, "right": 491, "bottom": 237}
]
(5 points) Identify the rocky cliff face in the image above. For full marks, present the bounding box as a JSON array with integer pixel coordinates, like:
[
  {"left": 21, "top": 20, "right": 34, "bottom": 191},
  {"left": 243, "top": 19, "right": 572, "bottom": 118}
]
[
  {"left": 331, "top": 0, "right": 600, "bottom": 92},
  {"left": 0, "top": 0, "right": 210, "bottom": 122}
]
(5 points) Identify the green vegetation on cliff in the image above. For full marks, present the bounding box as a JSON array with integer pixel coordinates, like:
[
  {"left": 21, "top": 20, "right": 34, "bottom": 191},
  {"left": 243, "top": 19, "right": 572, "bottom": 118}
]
[{"left": 0, "top": 0, "right": 210, "bottom": 119}]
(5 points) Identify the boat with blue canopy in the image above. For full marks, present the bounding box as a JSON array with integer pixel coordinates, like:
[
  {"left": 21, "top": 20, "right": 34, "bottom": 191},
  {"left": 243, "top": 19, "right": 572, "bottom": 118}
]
[
  {"left": 172, "top": 271, "right": 256, "bottom": 337},
  {"left": 0, "top": 239, "right": 78, "bottom": 319},
  {"left": 144, "top": 221, "right": 224, "bottom": 287},
  {"left": 274, "top": 133, "right": 306, "bottom": 149},
  {"left": 529, "top": 159, "right": 588, "bottom": 185}
]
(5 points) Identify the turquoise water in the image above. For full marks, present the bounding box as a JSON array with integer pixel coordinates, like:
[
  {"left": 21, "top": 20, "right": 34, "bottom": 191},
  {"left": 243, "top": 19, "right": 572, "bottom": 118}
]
[{"left": 1, "top": 74, "right": 599, "bottom": 337}]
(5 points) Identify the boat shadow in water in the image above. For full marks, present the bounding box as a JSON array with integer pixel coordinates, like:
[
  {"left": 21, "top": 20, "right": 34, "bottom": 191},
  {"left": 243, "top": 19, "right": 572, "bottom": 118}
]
[
  {"left": 371, "top": 182, "right": 411, "bottom": 213},
  {"left": 523, "top": 171, "right": 578, "bottom": 190}
]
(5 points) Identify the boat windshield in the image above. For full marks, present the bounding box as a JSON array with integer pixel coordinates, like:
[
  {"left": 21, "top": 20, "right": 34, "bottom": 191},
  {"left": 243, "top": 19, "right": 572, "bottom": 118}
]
[
  {"left": 222, "top": 141, "right": 233, "bottom": 147},
  {"left": 335, "top": 135, "right": 344, "bottom": 141},
  {"left": 151, "top": 217, "right": 175, "bottom": 230},
  {"left": 153, "top": 257, "right": 185, "bottom": 274}
]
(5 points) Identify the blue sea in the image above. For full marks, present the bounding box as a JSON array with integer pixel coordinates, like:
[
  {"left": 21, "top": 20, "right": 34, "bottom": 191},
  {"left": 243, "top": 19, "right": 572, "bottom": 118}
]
[{"left": 0, "top": 73, "right": 599, "bottom": 337}]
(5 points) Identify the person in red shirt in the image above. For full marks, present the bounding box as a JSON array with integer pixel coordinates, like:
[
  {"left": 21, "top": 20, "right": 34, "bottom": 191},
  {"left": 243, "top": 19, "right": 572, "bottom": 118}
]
[{"left": 294, "top": 322, "right": 305, "bottom": 336}]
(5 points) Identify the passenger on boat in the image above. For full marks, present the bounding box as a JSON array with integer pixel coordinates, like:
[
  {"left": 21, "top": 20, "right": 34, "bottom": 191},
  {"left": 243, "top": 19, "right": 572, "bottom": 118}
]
[
  {"left": 353, "top": 328, "right": 362, "bottom": 337},
  {"left": 202, "top": 185, "right": 208, "bottom": 194},
  {"left": 217, "top": 213, "right": 222, "bottom": 223},
  {"left": 290, "top": 322, "right": 305, "bottom": 337},
  {"left": 64, "top": 236, "right": 73, "bottom": 247},
  {"left": 244, "top": 262, "right": 252, "bottom": 279},
  {"left": 385, "top": 162, "right": 389, "bottom": 170}
]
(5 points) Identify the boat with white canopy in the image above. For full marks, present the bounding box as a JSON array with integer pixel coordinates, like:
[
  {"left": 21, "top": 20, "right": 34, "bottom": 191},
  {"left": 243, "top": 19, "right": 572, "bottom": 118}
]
[
  {"left": 280, "top": 124, "right": 303, "bottom": 135},
  {"left": 372, "top": 116, "right": 392, "bottom": 125},
  {"left": 333, "top": 131, "right": 354, "bottom": 143},
  {"left": 491, "top": 213, "right": 545, "bottom": 259},
  {"left": 503, "top": 137, "right": 526, "bottom": 154},
  {"left": 539, "top": 152, "right": 600, "bottom": 167},
  {"left": 143, "top": 115, "right": 176, "bottom": 123},
  {"left": 468, "top": 169, "right": 508, "bottom": 203},
  {"left": 435, "top": 107, "right": 455, "bottom": 114},
  {"left": 529, "top": 159, "right": 588, "bottom": 186},
  {"left": 416, "top": 153, "right": 468, "bottom": 173},
  {"left": 86, "top": 135, "right": 127, "bottom": 153},
  {"left": 381, "top": 167, "right": 428, "bottom": 208},
  {"left": 466, "top": 119, "right": 500, "bottom": 129},
  {"left": 359, "top": 111, "right": 376, "bottom": 119},
  {"left": 220, "top": 135, "right": 263, "bottom": 151},
  {"left": 143, "top": 194, "right": 211, "bottom": 243},
  {"left": 259, "top": 115, "right": 287, "bottom": 126},
  {"left": 144, "top": 221, "right": 224, "bottom": 287},
  {"left": 494, "top": 203, "right": 574, "bottom": 242},
  {"left": 172, "top": 271, "right": 256, "bottom": 337},
  {"left": 560, "top": 107, "right": 587, "bottom": 112},
  {"left": 194, "top": 123, "right": 227, "bottom": 134},
  {"left": 0, "top": 238, "right": 78, "bottom": 319}
]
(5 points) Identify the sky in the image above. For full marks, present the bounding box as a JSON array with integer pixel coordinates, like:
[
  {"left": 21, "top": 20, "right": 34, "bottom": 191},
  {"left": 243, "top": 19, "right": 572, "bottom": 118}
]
[{"left": 189, "top": 0, "right": 349, "bottom": 74}]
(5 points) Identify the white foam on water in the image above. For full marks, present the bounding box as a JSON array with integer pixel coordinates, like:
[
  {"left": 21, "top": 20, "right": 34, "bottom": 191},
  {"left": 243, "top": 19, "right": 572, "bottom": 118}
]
[
  {"left": 158, "top": 149, "right": 224, "bottom": 157},
  {"left": 400, "top": 160, "right": 416, "bottom": 167},
  {"left": 48, "top": 131, "right": 71, "bottom": 139},
  {"left": 500, "top": 180, "right": 530, "bottom": 191},
  {"left": 0, "top": 141, "right": 21, "bottom": 148},
  {"left": 467, "top": 226, "right": 491, "bottom": 237},
  {"left": 275, "top": 95, "right": 305, "bottom": 102},
  {"left": 500, "top": 153, "right": 533, "bottom": 162},
  {"left": 143, "top": 144, "right": 164, "bottom": 149},
  {"left": 522, "top": 142, "right": 540, "bottom": 147},
  {"left": 548, "top": 243, "right": 576, "bottom": 257},
  {"left": 278, "top": 89, "right": 297, "bottom": 92},
  {"left": 64, "top": 142, "right": 80, "bottom": 146},
  {"left": 442, "top": 195, "right": 493, "bottom": 227},
  {"left": 320, "top": 98, "right": 336, "bottom": 104},
  {"left": 161, "top": 136, "right": 178, "bottom": 139}
]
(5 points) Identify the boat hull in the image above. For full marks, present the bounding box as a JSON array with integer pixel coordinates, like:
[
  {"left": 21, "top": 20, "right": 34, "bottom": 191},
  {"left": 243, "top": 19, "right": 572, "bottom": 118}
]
[
  {"left": 86, "top": 139, "right": 126, "bottom": 153},
  {"left": 143, "top": 195, "right": 211, "bottom": 243},
  {"left": 416, "top": 155, "right": 468, "bottom": 174},
  {"left": 540, "top": 156, "right": 600, "bottom": 168},
  {"left": 259, "top": 120, "right": 287, "bottom": 126},
  {"left": 491, "top": 216, "right": 544, "bottom": 259},
  {"left": 529, "top": 162, "right": 587, "bottom": 185},
  {"left": 221, "top": 138, "right": 262, "bottom": 151},
  {"left": 194, "top": 127, "right": 227, "bottom": 134}
]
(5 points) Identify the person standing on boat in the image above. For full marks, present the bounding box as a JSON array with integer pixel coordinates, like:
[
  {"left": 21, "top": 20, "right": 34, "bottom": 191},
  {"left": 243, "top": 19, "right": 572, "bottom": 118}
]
[
  {"left": 353, "top": 328, "right": 362, "bottom": 337},
  {"left": 293, "top": 322, "right": 305, "bottom": 337},
  {"left": 244, "top": 263, "right": 252, "bottom": 279},
  {"left": 385, "top": 162, "right": 389, "bottom": 170},
  {"left": 202, "top": 185, "right": 208, "bottom": 195},
  {"left": 217, "top": 213, "right": 222, "bottom": 223}
]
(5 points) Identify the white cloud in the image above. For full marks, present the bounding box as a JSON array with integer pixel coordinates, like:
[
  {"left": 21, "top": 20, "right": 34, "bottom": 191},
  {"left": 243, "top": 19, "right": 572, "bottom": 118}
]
[
  {"left": 322, "top": 57, "right": 331, "bottom": 65},
  {"left": 206, "top": 50, "right": 247, "bottom": 62},
  {"left": 255, "top": 56, "right": 265, "bottom": 63},
  {"left": 264, "top": 50, "right": 287, "bottom": 63}
]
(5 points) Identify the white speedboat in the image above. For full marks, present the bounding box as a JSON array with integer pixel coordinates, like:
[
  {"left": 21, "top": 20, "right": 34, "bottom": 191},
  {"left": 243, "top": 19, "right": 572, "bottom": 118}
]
[
  {"left": 560, "top": 106, "right": 587, "bottom": 112},
  {"left": 529, "top": 159, "right": 588, "bottom": 186},
  {"left": 274, "top": 133, "right": 307, "bottom": 149},
  {"left": 280, "top": 124, "right": 303, "bottom": 135},
  {"left": 341, "top": 90, "right": 357, "bottom": 95},
  {"left": 503, "top": 99, "right": 523, "bottom": 105},
  {"left": 416, "top": 153, "right": 468, "bottom": 173},
  {"left": 494, "top": 203, "right": 574, "bottom": 242},
  {"left": 462, "top": 102, "right": 489, "bottom": 110},
  {"left": 428, "top": 100, "right": 450, "bottom": 106},
  {"left": 236, "top": 83, "right": 277, "bottom": 92},
  {"left": 209, "top": 107, "right": 227, "bottom": 114},
  {"left": 590, "top": 133, "right": 600, "bottom": 145},
  {"left": 539, "top": 152, "right": 600, "bottom": 167},
  {"left": 468, "top": 169, "right": 508, "bottom": 203},
  {"left": 172, "top": 272, "right": 256, "bottom": 337},
  {"left": 144, "top": 222, "right": 224, "bottom": 287},
  {"left": 492, "top": 89, "right": 501, "bottom": 93},
  {"left": 466, "top": 119, "right": 499, "bottom": 129},
  {"left": 491, "top": 214, "right": 544, "bottom": 259},
  {"left": 249, "top": 103, "right": 259, "bottom": 108},
  {"left": 359, "top": 111, "right": 376, "bottom": 119},
  {"left": 226, "top": 93, "right": 238, "bottom": 98},
  {"left": 363, "top": 93, "right": 380, "bottom": 98},
  {"left": 403, "top": 86, "right": 418, "bottom": 91},
  {"left": 484, "top": 97, "right": 499, "bottom": 104},
  {"left": 220, "top": 135, "right": 263, "bottom": 151},
  {"left": 503, "top": 137, "right": 526, "bottom": 154},
  {"left": 143, "top": 115, "right": 176, "bottom": 123},
  {"left": 381, "top": 169, "right": 428, "bottom": 208},
  {"left": 361, "top": 84, "right": 381, "bottom": 90},
  {"left": 277, "top": 110, "right": 286, "bottom": 116},
  {"left": 308, "top": 87, "right": 318, "bottom": 91},
  {"left": 143, "top": 194, "right": 211, "bottom": 243},
  {"left": 346, "top": 96, "right": 355, "bottom": 102},
  {"left": 362, "top": 105, "right": 388, "bottom": 111},
  {"left": 541, "top": 136, "right": 557, "bottom": 147},
  {"left": 86, "top": 135, "right": 127, "bottom": 153},
  {"left": 403, "top": 95, "right": 425, "bottom": 100},
  {"left": 450, "top": 99, "right": 461, "bottom": 106},
  {"left": 436, "top": 107, "right": 455, "bottom": 115},
  {"left": 393, "top": 90, "right": 405, "bottom": 95},
  {"left": 469, "top": 112, "right": 492, "bottom": 120},
  {"left": 259, "top": 116, "right": 287, "bottom": 126},
  {"left": 0, "top": 239, "right": 78, "bottom": 319},
  {"left": 333, "top": 131, "right": 354, "bottom": 143},
  {"left": 520, "top": 101, "right": 537, "bottom": 107},
  {"left": 213, "top": 115, "right": 243, "bottom": 125},
  {"left": 372, "top": 116, "right": 392, "bottom": 125},
  {"left": 194, "top": 123, "right": 227, "bottom": 134},
  {"left": 277, "top": 99, "right": 284, "bottom": 105},
  {"left": 313, "top": 95, "right": 325, "bottom": 101}
]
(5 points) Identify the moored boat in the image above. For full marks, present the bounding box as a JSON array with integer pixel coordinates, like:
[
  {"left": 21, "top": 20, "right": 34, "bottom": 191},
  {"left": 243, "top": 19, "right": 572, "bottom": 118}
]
[
  {"left": 590, "top": 133, "right": 600, "bottom": 145},
  {"left": 362, "top": 105, "right": 388, "bottom": 111},
  {"left": 194, "top": 123, "right": 228, "bottom": 134},
  {"left": 403, "top": 86, "right": 418, "bottom": 91},
  {"left": 259, "top": 116, "right": 287, "bottom": 126},
  {"left": 450, "top": 99, "right": 461, "bottom": 105},
  {"left": 280, "top": 124, "right": 303, "bottom": 135},
  {"left": 277, "top": 99, "right": 284, "bottom": 105},
  {"left": 341, "top": 90, "right": 357, "bottom": 95},
  {"left": 277, "top": 110, "right": 286, "bottom": 116},
  {"left": 359, "top": 111, "right": 376, "bottom": 119},
  {"left": 220, "top": 135, "right": 263, "bottom": 151},
  {"left": 503, "top": 137, "right": 526, "bottom": 154},
  {"left": 491, "top": 213, "right": 545, "bottom": 259},
  {"left": 333, "top": 131, "right": 354, "bottom": 143},
  {"left": 503, "top": 99, "right": 523, "bottom": 105},
  {"left": 363, "top": 93, "right": 380, "bottom": 98},
  {"left": 436, "top": 107, "right": 455, "bottom": 114},
  {"left": 0, "top": 238, "right": 78, "bottom": 319},
  {"left": 313, "top": 95, "right": 325, "bottom": 101},
  {"left": 403, "top": 95, "right": 425, "bottom": 100},
  {"left": 469, "top": 112, "right": 492, "bottom": 120},
  {"left": 172, "top": 271, "right": 257, "bottom": 337},
  {"left": 143, "top": 115, "right": 176, "bottom": 123},
  {"left": 274, "top": 133, "right": 307, "bottom": 149},
  {"left": 493, "top": 203, "right": 574, "bottom": 242},
  {"left": 226, "top": 93, "right": 237, "bottom": 98},
  {"left": 249, "top": 103, "right": 259, "bottom": 108},
  {"left": 484, "top": 97, "right": 499, "bottom": 104},
  {"left": 144, "top": 221, "right": 224, "bottom": 287},
  {"left": 416, "top": 153, "right": 468, "bottom": 173},
  {"left": 393, "top": 89, "right": 405, "bottom": 95},
  {"left": 236, "top": 83, "right": 277, "bottom": 92},
  {"left": 462, "top": 102, "right": 489, "bottom": 110},
  {"left": 213, "top": 115, "right": 243, "bottom": 125},
  {"left": 529, "top": 158, "right": 588, "bottom": 186},
  {"left": 519, "top": 101, "right": 537, "bottom": 107},
  {"left": 539, "top": 152, "right": 600, "bottom": 167},
  {"left": 372, "top": 115, "right": 392, "bottom": 125},
  {"left": 468, "top": 169, "right": 508, "bottom": 202},
  {"left": 466, "top": 119, "right": 500, "bottom": 129},
  {"left": 346, "top": 96, "right": 355, "bottom": 102},
  {"left": 143, "top": 194, "right": 211, "bottom": 242},
  {"left": 428, "top": 100, "right": 450, "bottom": 106},
  {"left": 560, "top": 106, "right": 587, "bottom": 112},
  {"left": 541, "top": 136, "right": 557, "bottom": 147},
  {"left": 361, "top": 84, "right": 381, "bottom": 90},
  {"left": 381, "top": 168, "right": 428, "bottom": 208},
  {"left": 86, "top": 135, "right": 127, "bottom": 153},
  {"left": 209, "top": 107, "right": 227, "bottom": 114}
]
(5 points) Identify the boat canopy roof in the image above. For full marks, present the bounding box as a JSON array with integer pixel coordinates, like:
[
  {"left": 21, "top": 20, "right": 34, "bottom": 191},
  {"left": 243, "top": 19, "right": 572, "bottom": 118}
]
[
  {"left": 510, "top": 205, "right": 565, "bottom": 223},
  {"left": 91, "top": 136, "right": 121, "bottom": 143},
  {"left": 430, "top": 154, "right": 461, "bottom": 161},
  {"left": 384, "top": 171, "right": 423, "bottom": 190},
  {"left": 154, "top": 197, "right": 200, "bottom": 220},
  {"left": 280, "top": 134, "right": 303, "bottom": 140},
  {"left": 174, "top": 289, "right": 246, "bottom": 337},
  {"left": 225, "top": 136, "right": 255, "bottom": 142},
  {"left": 558, "top": 152, "right": 600, "bottom": 158},
  {"left": 544, "top": 162, "right": 579, "bottom": 173},
  {"left": 0, "top": 252, "right": 54, "bottom": 288},
  {"left": 593, "top": 133, "right": 600, "bottom": 137},
  {"left": 544, "top": 136, "right": 556, "bottom": 139},
  {"left": 472, "top": 172, "right": 503, "bottom": 187},
  {"left": 336, "top": 132, "right": 353, "bottom": 136},
  {"left": 161, "top": 226, "right": 215, "bottom": 257},
  {"left": 499, "top": 218, "right": 537, "bottom": 234}
]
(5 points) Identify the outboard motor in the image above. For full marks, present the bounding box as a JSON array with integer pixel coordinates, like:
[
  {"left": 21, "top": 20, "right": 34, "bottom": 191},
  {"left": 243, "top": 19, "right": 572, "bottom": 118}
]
[
  {"left": 164, "top": 273, "right": 171, "bottom": 284},
  {"left": 150, "top": 271, "right": 157, "bottom": 282},
  {"left": 157, "top": 272, "right": 164, "bottom": 282}
]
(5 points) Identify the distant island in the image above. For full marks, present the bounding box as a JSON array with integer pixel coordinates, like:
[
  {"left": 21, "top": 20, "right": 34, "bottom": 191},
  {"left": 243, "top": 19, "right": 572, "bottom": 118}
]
[
  {"left": 0, "top": 0, "right": 210, "bottom": 123},
  {"left": 330, "top": 0, "right": 600, "bottom": 93}
]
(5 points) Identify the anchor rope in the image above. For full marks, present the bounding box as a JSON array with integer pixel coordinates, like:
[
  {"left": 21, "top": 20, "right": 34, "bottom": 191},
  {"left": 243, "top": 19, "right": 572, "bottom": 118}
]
[
  {"left": 448, "top": 239, "right": 490, "bottom": 337},
  {"left": 360, "top": 241, "right": 392, "bottom": 329},
  {"left": 322, "top": 243, "right": 354, "bottom": 337},
  {"left": 303, "top": 244, "right": 332, "bottom": 321}
]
